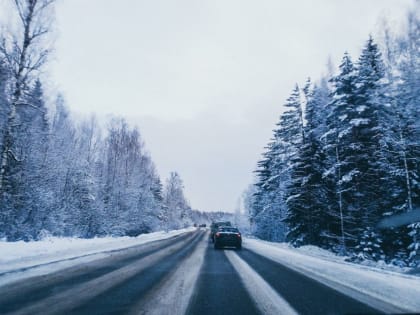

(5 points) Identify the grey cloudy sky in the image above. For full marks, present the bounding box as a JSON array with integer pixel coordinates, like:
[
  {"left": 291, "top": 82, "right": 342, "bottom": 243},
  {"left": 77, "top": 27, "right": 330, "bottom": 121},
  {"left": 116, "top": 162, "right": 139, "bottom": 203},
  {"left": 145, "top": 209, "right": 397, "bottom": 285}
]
[{"left": 48, "top": 0, "right": 414, "bottom": 212}]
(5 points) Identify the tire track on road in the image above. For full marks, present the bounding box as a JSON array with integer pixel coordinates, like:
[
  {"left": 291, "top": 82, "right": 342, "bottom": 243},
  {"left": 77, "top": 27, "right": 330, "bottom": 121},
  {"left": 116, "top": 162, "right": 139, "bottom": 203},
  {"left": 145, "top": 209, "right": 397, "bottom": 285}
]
[
  {"left": 68, "top": 231, "right": 205, "bottom": 315},
  {"left": 129, "top": 231, "right": 208, "bottom": 315},
  {"left": 237, "top": 248, "right": 385, "bottom": 315},
  {"left": 186, "top": 244, "right": 260, "bottom": 315},
  {"left": 0, "top": 231, "right": 195, "bottom": 314},
  {"left": 6, "top": 231, "right": 203, "bottom": 315}
]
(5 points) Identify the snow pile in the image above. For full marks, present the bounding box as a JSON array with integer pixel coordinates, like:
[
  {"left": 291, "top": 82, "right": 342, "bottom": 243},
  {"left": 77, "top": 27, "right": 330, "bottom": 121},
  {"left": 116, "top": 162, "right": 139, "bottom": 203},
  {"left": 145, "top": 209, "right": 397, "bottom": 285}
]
[
  {"left": 0, "top": 227, "right": 196, "bottom": 275},
  {"left": 245, "top": 238, "right": 420, "bottom": 313}
]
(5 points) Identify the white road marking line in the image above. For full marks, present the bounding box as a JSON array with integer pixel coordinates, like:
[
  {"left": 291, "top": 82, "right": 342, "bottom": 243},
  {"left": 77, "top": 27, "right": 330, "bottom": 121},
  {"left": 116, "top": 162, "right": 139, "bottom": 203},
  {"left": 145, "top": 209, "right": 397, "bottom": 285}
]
[
  {"left": 225, "top": 250, "right": 299, "bottom": 315},
  {"left": 245, "top": 241, "right": 408, "bottom": 314}
]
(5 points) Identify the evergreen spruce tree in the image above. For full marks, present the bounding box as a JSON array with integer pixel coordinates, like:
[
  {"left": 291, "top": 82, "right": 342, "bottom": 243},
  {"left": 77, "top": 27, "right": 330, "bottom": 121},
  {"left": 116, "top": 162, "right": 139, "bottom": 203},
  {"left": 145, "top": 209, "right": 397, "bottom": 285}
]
[
  {"left": 394, "top": 13, "right": 420, "bottom": 265},
  {"left": 285, "top": 81, "right": 330, "bottom": 247},
  {"left": 323, "top": 52, "right": 359, "bottom": 254},
  {"left": 252, "top": 139, "right": 285, "bottom": 241},
  {"left": 252, "top": 85, "right": 305, "bottom": 241},
  {"left": 271, "top": 84, "right": 305, "bottom": 243},
  {"left": 351, "top": 36, "right": 391, "bottom": 261}
]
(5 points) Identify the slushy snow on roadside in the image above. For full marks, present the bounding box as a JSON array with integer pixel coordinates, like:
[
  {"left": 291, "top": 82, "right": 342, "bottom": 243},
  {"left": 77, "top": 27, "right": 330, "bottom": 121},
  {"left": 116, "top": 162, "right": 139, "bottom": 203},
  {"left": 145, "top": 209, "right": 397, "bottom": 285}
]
[
  {"left": 244, "top": 238, "right": 420, "bottom": 313},
  {"left": 0, "top": 227, "right": 195, "bottom": 286}
]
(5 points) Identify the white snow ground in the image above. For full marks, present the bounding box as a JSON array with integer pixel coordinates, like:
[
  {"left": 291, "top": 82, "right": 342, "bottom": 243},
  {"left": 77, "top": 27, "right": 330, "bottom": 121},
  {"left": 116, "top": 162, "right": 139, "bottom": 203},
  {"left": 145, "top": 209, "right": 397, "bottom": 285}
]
[
  {"left": 0, "top": 227, "right": 195, "bottom": 286},
  {"left": 244, "top": 238, "right": 420, "bottom": 313}
]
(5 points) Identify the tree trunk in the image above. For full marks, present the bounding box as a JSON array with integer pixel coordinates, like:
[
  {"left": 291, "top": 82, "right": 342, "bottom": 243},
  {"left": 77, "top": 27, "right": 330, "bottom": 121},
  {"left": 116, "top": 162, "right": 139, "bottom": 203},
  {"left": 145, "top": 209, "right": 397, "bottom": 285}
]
[{"left": 336, "top": 145, "right": 347, "bottom": 255}]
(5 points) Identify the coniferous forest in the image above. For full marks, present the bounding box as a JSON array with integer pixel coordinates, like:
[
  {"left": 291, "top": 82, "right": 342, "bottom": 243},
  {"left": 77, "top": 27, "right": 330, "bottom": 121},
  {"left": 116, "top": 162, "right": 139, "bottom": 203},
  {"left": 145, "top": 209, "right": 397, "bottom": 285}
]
[{"left": 246, "top": 11, "right": 419, "bottom": 266}]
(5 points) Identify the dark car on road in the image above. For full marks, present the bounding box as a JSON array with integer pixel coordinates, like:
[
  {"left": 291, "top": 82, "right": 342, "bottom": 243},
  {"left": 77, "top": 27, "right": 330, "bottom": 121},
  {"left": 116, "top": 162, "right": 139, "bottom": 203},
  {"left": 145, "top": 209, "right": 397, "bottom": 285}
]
[
  {"left": 214, "top": 226, "right": 242, "bottom": 250},
  {"left": 210, "top": 221, "right": 231, "bottom": 242}
]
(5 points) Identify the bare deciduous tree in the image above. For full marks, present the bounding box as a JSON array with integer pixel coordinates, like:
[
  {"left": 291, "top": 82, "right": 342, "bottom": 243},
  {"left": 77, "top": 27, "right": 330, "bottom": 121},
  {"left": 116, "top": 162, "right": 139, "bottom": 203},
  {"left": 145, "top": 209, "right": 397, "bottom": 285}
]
[{"left": 0, "top": 0, "right": 55, "bottom": 191}]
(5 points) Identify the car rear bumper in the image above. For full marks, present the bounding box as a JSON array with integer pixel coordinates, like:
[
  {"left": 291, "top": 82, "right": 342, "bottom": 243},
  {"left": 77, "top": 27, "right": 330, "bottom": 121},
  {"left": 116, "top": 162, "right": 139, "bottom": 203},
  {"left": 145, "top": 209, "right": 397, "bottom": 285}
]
[{"left": 215, "top": 239, "right": 242, "bottom": 247}]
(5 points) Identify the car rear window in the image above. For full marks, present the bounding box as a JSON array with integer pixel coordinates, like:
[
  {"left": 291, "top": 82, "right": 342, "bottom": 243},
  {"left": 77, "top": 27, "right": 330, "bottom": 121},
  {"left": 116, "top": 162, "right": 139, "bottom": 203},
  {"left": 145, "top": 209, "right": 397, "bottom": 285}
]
[{"left": 219, "top": 227, "right": 239, "bottom": 232}]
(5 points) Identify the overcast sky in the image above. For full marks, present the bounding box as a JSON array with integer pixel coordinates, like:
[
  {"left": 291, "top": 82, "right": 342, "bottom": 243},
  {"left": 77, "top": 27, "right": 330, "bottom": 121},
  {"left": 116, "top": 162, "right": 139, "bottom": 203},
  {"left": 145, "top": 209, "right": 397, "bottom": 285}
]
[{"left": 47, "top": 0, "right": 414, "bottom": 212}]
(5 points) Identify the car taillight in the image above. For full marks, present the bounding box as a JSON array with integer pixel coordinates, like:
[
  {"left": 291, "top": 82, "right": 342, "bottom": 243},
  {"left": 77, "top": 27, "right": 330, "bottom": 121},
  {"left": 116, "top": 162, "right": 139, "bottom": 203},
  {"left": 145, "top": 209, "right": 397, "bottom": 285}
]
[
  {"left": 216, "top": 232, "right": 220, "bottom": 237},
  {"left": 237, "top": 233, "right": 241, "bottom": 238}
]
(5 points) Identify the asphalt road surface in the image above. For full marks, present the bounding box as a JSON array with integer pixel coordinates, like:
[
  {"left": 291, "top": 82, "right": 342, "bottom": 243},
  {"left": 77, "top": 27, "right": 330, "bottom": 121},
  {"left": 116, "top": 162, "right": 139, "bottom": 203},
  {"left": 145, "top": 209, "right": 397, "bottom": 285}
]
[{"left": 0, "top": 229, "right": 404, "bottom": 315}]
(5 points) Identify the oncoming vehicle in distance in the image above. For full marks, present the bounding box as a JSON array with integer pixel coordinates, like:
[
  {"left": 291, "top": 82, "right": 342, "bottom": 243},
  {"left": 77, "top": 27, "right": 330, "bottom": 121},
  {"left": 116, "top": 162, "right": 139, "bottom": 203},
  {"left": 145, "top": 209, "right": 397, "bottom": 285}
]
[
  {"left": 210, "top": 221, "right": 231, "bottom": 242},
  {"left": 214, "top": 226, "right": 242, "bottom": 250}
]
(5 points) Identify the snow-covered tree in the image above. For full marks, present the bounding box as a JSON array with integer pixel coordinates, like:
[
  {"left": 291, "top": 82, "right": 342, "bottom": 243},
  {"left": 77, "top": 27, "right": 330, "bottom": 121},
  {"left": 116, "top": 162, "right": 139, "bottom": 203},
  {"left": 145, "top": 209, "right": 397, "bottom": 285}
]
[
  {"left": 163, "top": 172, "right": 190, "bottom": 230},
  {"left": 321, "top": 38, "right": 394, "bottom": 260},
  {"left": 99, "top": 119, "right": 162, "bottom": 236},
  {"left": 15, "top": 80, "right": 50, "bottom": 239},
  {"left": 0, "top": 61, "right": 8, "bottom": 150},
  {"left": 285, "top": 82, "right": 331, "bottom": 247},
  {"left": 248, "top": 12, "right": 419, "bottom": 266},
  {"left": 350, "top": 36, "right": 393, "bottom": 260},
  {"left": 0, "top": 0, "right": 56, "bottom": 240},
  {"left": 251, "top": 84, "right": 305, "bottom": 241},
  {"left": 323, "top": 52, "right": 358, "bottom": 254},
  {"left": 392, "top": 13, "right": 420, "bottom": 265}
]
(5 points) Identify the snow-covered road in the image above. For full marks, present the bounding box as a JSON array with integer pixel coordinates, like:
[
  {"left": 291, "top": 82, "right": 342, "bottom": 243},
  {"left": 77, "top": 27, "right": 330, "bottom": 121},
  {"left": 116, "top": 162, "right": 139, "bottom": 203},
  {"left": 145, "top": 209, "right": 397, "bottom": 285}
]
[
  {"left": 0, "top": 230, "right": 419, "bottom": 315},
  {"left": 244, "top": 238, "right": 420, "bottom": 313},
  {"left": 0, "top": 227, "right": 195, "bottom": 286}
]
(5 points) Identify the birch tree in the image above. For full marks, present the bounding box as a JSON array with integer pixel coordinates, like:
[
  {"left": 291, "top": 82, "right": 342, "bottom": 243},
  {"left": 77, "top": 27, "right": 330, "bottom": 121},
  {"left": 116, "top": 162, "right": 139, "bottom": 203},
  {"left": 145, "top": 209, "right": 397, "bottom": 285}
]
[
  {"left": 0, "top": 0, "right": 55, "bottom": 240},
  {"left": 0, "top": 0, "right": 55, "bottom": 191}
]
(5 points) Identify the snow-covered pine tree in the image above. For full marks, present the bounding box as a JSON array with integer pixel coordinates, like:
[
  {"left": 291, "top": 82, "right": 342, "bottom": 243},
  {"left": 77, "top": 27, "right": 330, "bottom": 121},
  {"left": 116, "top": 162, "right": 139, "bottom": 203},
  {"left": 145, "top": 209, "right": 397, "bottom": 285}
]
[
  {"left": 323, "top": 52, "right": 359, "bottom": 254},
  {"left": 285, "top": 80, "right": 331, "bottom": 247},
  {"left": 248, "top": 12, "right": 418, "bottom": 265},
  {"left": 259, "top": 84, "right": 303, "bottom": 243},
  {"left": 350, "top": 36, "right": 391, "bottom": 261},
  {"left": 323, "top": 41, "right": 392, "bottom": 261},
  {"left": 393, "top": 13, "right": 420, "bottom": 265},
  {"left": 252, "top": 85, "right": 305, "bottom": 241},
  {"left": 243, "top": 184, "right": 257, "bottom": 233},
  {"left": 278, "top": 84, "right": 305, "bottom": 147},
  {"left": 251, "top": 139, "right": 283, "bottom": 240},
  {"left": 251, "top": 145, "right": 270, "bottom": 234}
]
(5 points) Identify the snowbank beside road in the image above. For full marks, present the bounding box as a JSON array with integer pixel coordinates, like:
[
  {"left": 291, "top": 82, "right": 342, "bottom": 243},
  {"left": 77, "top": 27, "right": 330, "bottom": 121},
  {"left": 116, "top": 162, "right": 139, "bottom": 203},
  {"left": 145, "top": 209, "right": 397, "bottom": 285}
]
[
  {"left": 0, "top": 227, "right": 196, "bottom": 285},
  {"left": 245, "top": 238, "right": 420, "bottom": 313}
]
